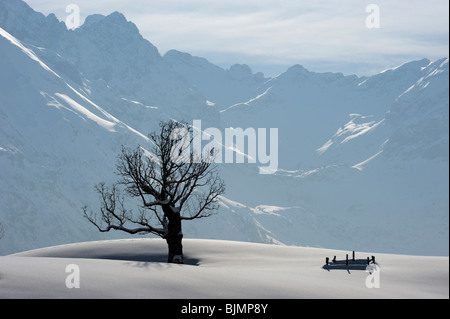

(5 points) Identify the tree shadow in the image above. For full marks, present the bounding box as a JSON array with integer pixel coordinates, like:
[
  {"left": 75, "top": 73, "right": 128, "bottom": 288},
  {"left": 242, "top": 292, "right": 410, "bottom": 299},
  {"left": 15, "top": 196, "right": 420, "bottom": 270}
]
[
  {"left": 20, "top": 248, "right": 200, "bottom": 266},
  {"left": 127, "top": 255, "right": 200, "bottom": 268},
  {"left": 105, "top": 253, "right": 200, "bottom": 266},
  {"left": 84, "top": 252, "right": 199, "bottom": 265}
]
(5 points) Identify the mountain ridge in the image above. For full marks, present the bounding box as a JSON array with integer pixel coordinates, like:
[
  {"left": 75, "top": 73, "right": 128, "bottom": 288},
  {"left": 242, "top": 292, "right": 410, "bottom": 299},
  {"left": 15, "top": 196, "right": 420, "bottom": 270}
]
[{"left": 0, "top": 0, "right": 448, "bottom": 256}]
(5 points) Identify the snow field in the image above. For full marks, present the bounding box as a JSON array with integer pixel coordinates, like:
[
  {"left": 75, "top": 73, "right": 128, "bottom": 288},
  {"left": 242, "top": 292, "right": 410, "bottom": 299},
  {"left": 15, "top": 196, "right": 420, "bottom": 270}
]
[{"left": 0, "top": 238, "right": 448, "bottom": 299}]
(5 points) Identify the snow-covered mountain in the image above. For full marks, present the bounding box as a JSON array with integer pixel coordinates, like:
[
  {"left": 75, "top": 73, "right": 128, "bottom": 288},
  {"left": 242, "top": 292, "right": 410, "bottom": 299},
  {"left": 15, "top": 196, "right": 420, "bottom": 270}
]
[
  {"left": 216, "top": 57, "right": 449, "bottom": 256},
  {"left": 0, "top": 0, "right": 448, "bottom": 256},
  {"left": 164, "top": 49, "right": 267, "bottom": 108}
]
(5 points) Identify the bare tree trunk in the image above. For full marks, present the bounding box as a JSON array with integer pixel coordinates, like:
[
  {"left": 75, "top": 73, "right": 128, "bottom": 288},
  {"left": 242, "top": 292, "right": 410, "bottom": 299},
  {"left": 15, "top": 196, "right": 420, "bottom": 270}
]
[
  {"left": 163, "top": 205, "right": 184, "bottom": 264},
  {"left": 166, "top": 233, "right": 183, "bottom": 263}
]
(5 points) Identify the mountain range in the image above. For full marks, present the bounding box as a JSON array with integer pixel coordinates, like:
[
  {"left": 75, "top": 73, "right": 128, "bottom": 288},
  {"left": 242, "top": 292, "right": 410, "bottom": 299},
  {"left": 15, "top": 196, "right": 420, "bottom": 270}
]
[{"left": 0, "top": 0, "right": 448, "bottom": 256}]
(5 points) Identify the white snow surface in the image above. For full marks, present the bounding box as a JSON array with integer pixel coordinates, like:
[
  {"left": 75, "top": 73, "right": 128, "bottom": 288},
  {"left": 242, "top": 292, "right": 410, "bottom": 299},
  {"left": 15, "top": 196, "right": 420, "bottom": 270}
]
[{"left": 1, "top": 238, "right": 448, "bottom": 299}]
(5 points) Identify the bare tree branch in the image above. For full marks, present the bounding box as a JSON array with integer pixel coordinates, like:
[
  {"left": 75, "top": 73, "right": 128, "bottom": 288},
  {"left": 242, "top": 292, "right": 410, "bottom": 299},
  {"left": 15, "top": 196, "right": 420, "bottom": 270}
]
[{"left": 83, "top": 120, "right": 225, "bottom": 262}]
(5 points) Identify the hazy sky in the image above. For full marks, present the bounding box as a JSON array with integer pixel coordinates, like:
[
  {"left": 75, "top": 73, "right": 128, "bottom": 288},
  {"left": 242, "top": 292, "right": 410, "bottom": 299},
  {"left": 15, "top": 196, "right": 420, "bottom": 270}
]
[{"left": 25, "top": 0, "right": 449, "bottom": 77}]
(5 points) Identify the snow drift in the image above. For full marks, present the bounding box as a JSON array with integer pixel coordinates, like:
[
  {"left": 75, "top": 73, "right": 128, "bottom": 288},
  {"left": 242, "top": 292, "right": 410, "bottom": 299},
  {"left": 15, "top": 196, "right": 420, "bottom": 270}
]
[{"left": 1, "top": 238, "right": 448, "bottom": 299}]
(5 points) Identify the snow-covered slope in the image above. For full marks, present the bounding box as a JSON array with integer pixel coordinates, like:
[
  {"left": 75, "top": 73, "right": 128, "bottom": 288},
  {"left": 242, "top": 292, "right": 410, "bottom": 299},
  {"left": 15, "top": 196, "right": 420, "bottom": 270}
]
[
  {"left": 0, "top": 26, "right": 276, "bottom": 255},
  {"left": 0, "top": 0, "right": 448, "bottom": 257},
  {"left": 0, "top": 0, "right": 218, "bottom": 130},
  {"left": 0, "top": 26, "right": 149, "bottom": 253},
  {"left": 215, "top": 58, "right": 449, "bottom": 256},
  {"left": 1, "top": 239, "right": 448, "bottom": 299}
]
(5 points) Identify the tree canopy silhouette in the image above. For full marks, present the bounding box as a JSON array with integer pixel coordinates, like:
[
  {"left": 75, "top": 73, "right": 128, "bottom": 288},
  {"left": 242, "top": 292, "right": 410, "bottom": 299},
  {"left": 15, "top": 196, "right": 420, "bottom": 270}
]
[{"left": 83, "top": 120, "right": 225, "bottom": 263}]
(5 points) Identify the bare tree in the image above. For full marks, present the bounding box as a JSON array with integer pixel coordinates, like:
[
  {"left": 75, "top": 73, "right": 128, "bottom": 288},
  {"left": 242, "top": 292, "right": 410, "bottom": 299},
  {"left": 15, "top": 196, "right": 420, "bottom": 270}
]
[{"left": 83, "top": 120, "right": 225, "bottom": 263}]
